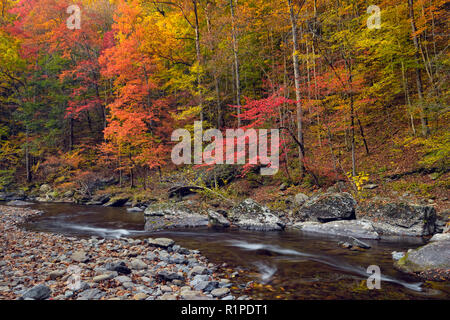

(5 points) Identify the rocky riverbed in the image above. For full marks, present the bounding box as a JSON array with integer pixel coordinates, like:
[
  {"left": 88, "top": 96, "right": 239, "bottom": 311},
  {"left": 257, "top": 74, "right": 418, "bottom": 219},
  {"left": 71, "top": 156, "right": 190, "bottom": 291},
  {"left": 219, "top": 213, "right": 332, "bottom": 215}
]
[{"left": 0, "top": 205, "right": 245, "bottom": 300}]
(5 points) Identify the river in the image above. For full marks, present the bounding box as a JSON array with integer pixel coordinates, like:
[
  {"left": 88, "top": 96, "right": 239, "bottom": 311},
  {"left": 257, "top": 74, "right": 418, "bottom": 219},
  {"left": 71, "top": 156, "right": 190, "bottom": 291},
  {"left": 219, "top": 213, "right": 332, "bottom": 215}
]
[{"left": 22, "top": 202, "right": 450, "bottom": 299}]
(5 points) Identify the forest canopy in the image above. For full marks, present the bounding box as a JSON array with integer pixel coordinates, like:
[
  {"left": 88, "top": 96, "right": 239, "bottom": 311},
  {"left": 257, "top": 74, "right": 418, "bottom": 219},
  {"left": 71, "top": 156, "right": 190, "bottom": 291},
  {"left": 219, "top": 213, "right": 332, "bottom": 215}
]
[{"left": 0, "top": 0, "right": 448, "bottom": 192}]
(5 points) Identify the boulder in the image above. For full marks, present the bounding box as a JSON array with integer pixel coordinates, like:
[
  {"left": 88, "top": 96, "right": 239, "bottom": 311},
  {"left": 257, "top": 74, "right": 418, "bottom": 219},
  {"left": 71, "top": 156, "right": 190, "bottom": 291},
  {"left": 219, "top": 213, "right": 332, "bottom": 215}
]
[
  {"left": 103, "top": 195, "right": 129, "bottom": 207},
  {"left": 293, "top": 220, "right": 380, "bottom": 239},
  {"left": 71, "top": 251, "right": 89, "bottom": 263},
  {"left": 105, "top": 261, "right": 131, "bottom": 275},
  {"left": 6, "top": 200, "right": 33, "bottom": 206},
  {"left": 144, "top": 202, "right": 209, "bottom": 232},
  {"left": 395, "top": 240, "right": 450, "bottom": 279},
  {"left": 147, "top": 238, "right": 175, "bottom": 249},
  {"left": 429, "top": 233, "right": 450, "bottom": 242},
  {"left": 208, "top": 210, "right": 231, "bottom": 228},
  {"left": 296, "top": 192, "right": 357, "bottom": 222},
  {"left": 229, "top": 199, "right": 285, "bottom": 231},
  {"left": 21, "top": 284, "right": 51, "bottom": 300},
  {"left": 39, "top": 184, "right": 52, "bottom": 194},
  {"left": 357, "top": 200, "right": 437, "bottom": 236},
  {"left": 293, "top": 193, "right": 309, "bottom": 207}
]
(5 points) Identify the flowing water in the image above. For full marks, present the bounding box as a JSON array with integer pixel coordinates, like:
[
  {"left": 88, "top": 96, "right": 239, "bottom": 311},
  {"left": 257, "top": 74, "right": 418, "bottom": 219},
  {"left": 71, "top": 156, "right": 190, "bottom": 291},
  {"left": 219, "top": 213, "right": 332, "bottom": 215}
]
[{"left": 21, "top": 202, "right": 450, "bottom": 300}]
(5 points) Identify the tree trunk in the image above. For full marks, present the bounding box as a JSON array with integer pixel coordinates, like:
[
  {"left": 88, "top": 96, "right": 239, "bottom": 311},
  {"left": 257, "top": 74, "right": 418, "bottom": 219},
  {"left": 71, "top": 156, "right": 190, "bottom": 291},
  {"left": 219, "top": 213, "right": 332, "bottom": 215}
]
[
  {"left": 287, "top": 0, "right": 305, "bottom": 175},
  {"left": 407, "top": 0, "right": 429, "bottom": 136},
  {"left": 230, "top": 0, "right": 241, "bottom": 127}
]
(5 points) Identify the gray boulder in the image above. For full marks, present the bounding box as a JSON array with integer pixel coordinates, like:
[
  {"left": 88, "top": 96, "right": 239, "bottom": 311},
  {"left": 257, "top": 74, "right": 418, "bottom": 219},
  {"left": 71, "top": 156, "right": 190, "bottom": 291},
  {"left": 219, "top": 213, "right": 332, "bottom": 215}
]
[
  {"left": 6, "top": 200, "right": 33, "bottom": 206},
  {"left": 21, "top": 284, "right": 51, "bottom": 300},
  {"left": 103, "top": 195, "right": 129, "bottom": 207},
  {"left": 395, "top": 240, "right": 450, "bottom": 276},
  {"left": 357, "top": 201, "right": 437, "bottom": 236},
  {"left": 293, "top": 220, "right": 380, "bottom": 239},
  {"left": 229, "top": 199, "right": 285, "bottom": 231},
  {"left": 296, "top": 192, "right": 357, "bottom": 223},
  {"left": 144, "top": 202, "right": 209, "bottom": 232},
  {"left": 208, "top": 210, "right": 230, "bottom": 228}
]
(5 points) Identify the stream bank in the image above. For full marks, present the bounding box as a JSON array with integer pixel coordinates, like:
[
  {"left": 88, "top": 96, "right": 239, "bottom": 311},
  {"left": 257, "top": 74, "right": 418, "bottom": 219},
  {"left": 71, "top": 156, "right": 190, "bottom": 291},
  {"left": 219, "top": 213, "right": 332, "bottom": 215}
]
[{"left": 0, "top": 205, "right": 244, "bottom": 300}]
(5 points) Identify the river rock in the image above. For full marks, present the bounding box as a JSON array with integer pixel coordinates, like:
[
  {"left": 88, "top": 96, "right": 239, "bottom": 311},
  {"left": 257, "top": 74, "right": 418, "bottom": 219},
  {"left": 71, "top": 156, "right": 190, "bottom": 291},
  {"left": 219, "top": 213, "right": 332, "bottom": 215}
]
[
  {"left": 211, "top": 287, "right": 230, "bottom": 298},
  {"left": 130, "top": 258, "right": 147, "bottom": 270},
  {"left": 208, "top": 210, "right": 230, "bottom": 228},
  {"left": 357, "top": 200, "right": 437, "bottom": 236},
  {"left": 39, "top": 184, "right": 52, "bottom": 194},
  {"left": 156, "top": 271, "right": 184, "bottom": 282},
  {"left": 76, "top": 288, "right": 106, "bottom": 300},
  {"left": 6, "top": 200, "right": 33, "bottom": 206},
  {"left": 72, "top": 251, "right": 89, "bottom": 263},
  {"left": 395, "top": 240, "right": 450, "bottom": 278},
  {"left": 93, "top": 274, "right": 114, "bottom": 282},
  {"left": 133, "top": 292, "right": 148, "bottom": 300},
  {"left": 293, "top": 193, "right": 309, "bottom": 207},
  {"left": 296, "top": 192, "right": 357, "bottom": 222},
  {"left": 21, "top": 284, "right": 51, "bottom": 300},
  {"left": 188, "top": 266, "right": 208, "bottom": 278},
  {"left": 49, "top": 270, "right": 66, "bottom": 280},
  {"left": 293, "top": 220, "right": 380, "bottom": 239},
  {"left": 147, "top": 238, "right": 175, "bottom": 249},
  {"left": 105, "top": 261, "right": 131, "bottom": 275},
  {"left": 127, "top": 207, "right": 143, "bottom": 213},
  {"left": 114, "top": 275, "right": 132, "bottom": 284},
  {"left": 229, "top": 199, "right": 285, "bottom": 231},
  {"left": 104, "top": 195, "right": 129, "bottom": 207},
  {"left": 429, "top": 233, "right": 450, "bottom": 242},
  {"left": 144, "top": 202, "right": 209, "bottom": 231}
]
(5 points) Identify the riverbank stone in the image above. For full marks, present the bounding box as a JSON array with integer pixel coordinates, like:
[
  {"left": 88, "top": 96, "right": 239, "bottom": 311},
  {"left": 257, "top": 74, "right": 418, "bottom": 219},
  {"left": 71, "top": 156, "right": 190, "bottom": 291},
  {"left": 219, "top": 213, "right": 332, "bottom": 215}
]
[{"left": 229, "top": 198, "right": 285, "bottom": 231}]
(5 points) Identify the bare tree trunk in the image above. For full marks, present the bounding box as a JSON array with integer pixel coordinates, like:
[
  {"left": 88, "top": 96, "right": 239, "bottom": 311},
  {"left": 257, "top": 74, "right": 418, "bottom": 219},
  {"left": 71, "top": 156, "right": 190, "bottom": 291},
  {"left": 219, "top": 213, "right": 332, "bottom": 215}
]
[
  {"left": 408, "top": 0, "right": 429, "bottom": 136},
  {"left": 193, "top": 0, "right": 203, "bottom": 122},
  {"left": 230, "top": 0, "right": 241, "bottom": 127},
  {"left": 287, "top": 0, "right": 305, "bottom": 175}
]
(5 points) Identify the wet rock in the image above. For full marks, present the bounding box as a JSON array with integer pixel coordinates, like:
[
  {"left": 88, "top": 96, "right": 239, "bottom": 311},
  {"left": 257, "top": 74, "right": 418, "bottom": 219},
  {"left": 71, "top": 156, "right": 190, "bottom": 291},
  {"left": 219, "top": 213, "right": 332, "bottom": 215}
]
[
  {"left": 161, "top": 285, "right": 173, "bottom": 293},
  {"left": 133, "top": 292, "right": 148, "bottom": 300},
  {"left": 144, "top": 203, "right": 209, "bottom": 232},
  {"left": 211, "top": 287, "right": 230, "bottom": 298},
  {"left": 293, "top": 193, "right": 309, "bottom": 207},
  {"left": 430, "top": 233, "right": 450, "bottom": 242},
  {"left": 39, "top": 184, "right": 52, "bottom": 194},
  {"left": 350, "top": 236, "right": 371, "bottom": 249},
  {"left": 130, "top": 258, "right": 147, "bottom": 270},
  {"left": 156, "top": 271, "right": 184, "bottom": 282},
  {"left": 293, "top": 220, "right": 380, "bottom": 239},
  {"left": 159, "top": 293, "right": 177, "bottom": 300},
  {"left": 76, "top": 288, "right": 106, "bottom": 300},
  {"left": 148, "top": 238, "right": 175, "bottom": 249},
  {"left": 49, "top": 270, "right": 66, "bottom": 280},
  {"left": 6, "top": 200, "right": 33, "bottom": 206},
  {"left": 362, "top": 184, "right": 378, "bottom": 190},
  {"left": 229, "top": 199, "right": 285, "bottom": 231},
  {"left": 358, "top": 201, "right": 437, "bottom": 236},
  {"left": 72, "top": 251, "right": 89, "bottom": 263},
  {"left": 93, "top": 274, "right": 114, "bottom": 282},
  {"left": 392, "top": 251, "right": 405, "bottom": 261},
  {"left": 105, "top": 261, "right": 131, "bottom": 275},
  {"left": 296, "top": 192, "right": 357, "bottom": 223},
  {"left": 103, "top": 195, "right": 129, "bottom": 207},
  {"left": 114, "top": 275, "right": 132, "bottom": 284},
  {"left": 21, "top": 284, "right": 51, "bottom": 300},
  {"left": 188, "top": 266, "right": 208, "bottom": 278},
  {"left": 395, "top": 240, "right": 450, "bottom": 276},
  {"left": 208, "top": 210, "right": 231, "bottom": 228},
  {"left": 127, "top": 207, "right": 143, "bottom": 213},
  {"left": 169, "top": 254, "right": 187, "bottom": 265},
  {"left": 180, "top": 291, "right": 211, "bottom": 300}
]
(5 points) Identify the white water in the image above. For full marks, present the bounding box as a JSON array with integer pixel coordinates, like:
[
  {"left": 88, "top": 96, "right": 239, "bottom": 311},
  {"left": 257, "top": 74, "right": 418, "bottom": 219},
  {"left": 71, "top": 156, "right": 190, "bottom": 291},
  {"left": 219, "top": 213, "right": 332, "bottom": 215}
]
[{"left": 227, "top": 240, "right": 423, "bottom": 292}]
